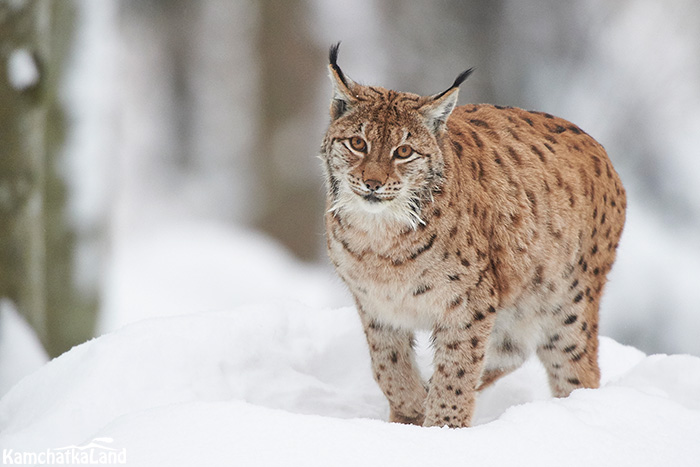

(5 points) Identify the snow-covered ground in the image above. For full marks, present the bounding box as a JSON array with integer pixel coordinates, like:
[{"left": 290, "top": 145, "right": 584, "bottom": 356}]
[
  {"left": 1, "top": 298, "right": 699, "bottom": 466},
  {"left": 1, "top": 224, "right": 700, "bottom": 465}
]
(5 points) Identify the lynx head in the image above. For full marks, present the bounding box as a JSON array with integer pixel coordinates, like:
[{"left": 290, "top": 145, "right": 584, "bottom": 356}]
[{"left": 321, "top": 43, "right": 473, "bottom": 229}]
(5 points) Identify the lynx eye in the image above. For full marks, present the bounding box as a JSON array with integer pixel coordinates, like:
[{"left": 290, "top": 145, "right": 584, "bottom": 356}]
[
  {"left": 394, "top": 144, "right": 414, "bottom": 159},
  {"left": 349, "top": 136, "right": 367, "bottom": 153}
]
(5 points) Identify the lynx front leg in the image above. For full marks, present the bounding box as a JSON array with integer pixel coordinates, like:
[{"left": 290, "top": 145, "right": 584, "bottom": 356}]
[
  {"left": 359, "top": 308, "right": 427, "bottom": 425},
  {"left": 424, "top": 307, "right": 495, "bottom": 428}
]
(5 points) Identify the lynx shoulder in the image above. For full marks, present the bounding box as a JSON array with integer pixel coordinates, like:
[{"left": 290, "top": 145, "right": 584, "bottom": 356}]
[{"left": 320, "top": 44, "right": 626, "bottom": 428}]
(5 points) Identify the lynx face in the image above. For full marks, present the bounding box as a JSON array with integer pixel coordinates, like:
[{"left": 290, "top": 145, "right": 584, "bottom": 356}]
[{"left": 325, "top": 99, "right": 446, "bottom": 225}]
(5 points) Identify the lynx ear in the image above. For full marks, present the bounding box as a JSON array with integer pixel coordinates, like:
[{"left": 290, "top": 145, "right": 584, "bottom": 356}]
[
  {"left": 421, "top": 68, "right": 474, "bottom": 132},
  {"left": 328, "top": 42, "right": 358, "bottom": 121}
]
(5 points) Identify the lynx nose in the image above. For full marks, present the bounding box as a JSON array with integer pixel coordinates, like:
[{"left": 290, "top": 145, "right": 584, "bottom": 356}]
[{"left": 364, "top": 179, "right": 383, "bottom": 192}]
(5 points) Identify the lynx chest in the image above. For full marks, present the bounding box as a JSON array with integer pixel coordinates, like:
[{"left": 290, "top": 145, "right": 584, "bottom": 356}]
[{"left": 326, "top": 215, "right": 474, "bottom": 330}]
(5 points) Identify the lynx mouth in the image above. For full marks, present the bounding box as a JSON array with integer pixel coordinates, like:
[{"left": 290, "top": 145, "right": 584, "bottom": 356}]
[
  {"left": 348, "top": 189, "right": 396, "bottom": 214},
  {"left": 349, "top": 186, "right": 393, "bottom": 204},
  {"left": 363, "top": 193, "right": 383, "bottom": 203}
]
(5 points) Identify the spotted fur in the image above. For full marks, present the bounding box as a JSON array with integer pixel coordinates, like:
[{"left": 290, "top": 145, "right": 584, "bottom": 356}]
[{"left": 320, "top": 45, "right": 626, "bottom": 428}]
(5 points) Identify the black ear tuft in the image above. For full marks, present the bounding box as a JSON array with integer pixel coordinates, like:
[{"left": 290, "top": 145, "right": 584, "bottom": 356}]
[
  {"left": 329, "top": 42, "right": 348, "bottom": 86},
  {"left": 329, "top": 42, "right": 341, "bottom": 67},
  {"left": 435, "top": 67, "right": 475, "bottom": 99},
  {"left": 451, "top": 67, "right": 475, "bottom": 89}
]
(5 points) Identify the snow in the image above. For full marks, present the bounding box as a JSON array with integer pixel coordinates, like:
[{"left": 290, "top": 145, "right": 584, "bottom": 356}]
[
  {"left": 7, "top": 48, "right": 40, "bottom": 91},
  {"left": 1, "top": 300, "right": 699, "bottom": 466},
  {"left": 0, "top": 300, "right": 48, "bottom": 397},
  {"left": 601, "top": 200, "right": 700, "bottom": 355},
  {"left": 99, "top": 220, "right": 351, "bottom": 332}
]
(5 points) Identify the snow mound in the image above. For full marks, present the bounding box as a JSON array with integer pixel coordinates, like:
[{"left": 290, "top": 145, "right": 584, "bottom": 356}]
[{"left": 1, "top": 303, "right": 699, "bottom": 466}]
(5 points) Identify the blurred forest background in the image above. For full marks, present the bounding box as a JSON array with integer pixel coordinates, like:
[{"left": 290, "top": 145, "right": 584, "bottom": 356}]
[{"left": 1, "top": 0, "right": 699, "bottom": 364}]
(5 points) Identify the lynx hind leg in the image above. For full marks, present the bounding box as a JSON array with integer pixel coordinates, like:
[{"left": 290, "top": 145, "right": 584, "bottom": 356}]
[
  {"left": 358, "top": 308, "right": 427, "bottom": 425},
  {"left": 476, "top": 313, "right": 531, "bottom": 391},
  {"left": 537, "top": 289, "right": 601, "bottom": 397}
]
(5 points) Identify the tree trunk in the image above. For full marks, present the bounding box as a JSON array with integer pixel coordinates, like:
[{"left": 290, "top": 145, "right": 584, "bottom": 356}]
[
  {"left": 254, "top": 0, "right": 325, "bottom": 261},
  {"left": 43, "top": 0, "right": 99, "bottom": 358},
  {"left": 0, "top": 0, "right": 98, "bottom": 357},
  {"left": 0, "top": 0, "right": 50, "bottom": 347}
]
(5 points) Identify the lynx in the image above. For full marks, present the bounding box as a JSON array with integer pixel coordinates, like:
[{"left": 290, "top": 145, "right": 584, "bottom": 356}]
[{"left": 320, "top": 44, "right": 626, "bottom": 428}]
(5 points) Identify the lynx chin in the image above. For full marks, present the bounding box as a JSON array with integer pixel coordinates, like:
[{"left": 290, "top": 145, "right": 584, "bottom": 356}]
[{"left": 320, "top": 43, "right": 626, "bottom": 428}]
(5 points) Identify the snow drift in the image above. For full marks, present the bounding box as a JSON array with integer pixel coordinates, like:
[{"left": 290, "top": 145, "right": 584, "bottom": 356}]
[{"left": 1, "top": 302, "right": 699, "bottom": 466}]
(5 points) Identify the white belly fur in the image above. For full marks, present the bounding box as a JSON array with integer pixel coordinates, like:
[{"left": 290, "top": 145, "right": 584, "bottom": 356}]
[{"left": 364, "top": 282, "right": 556, "bottom": 376}]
